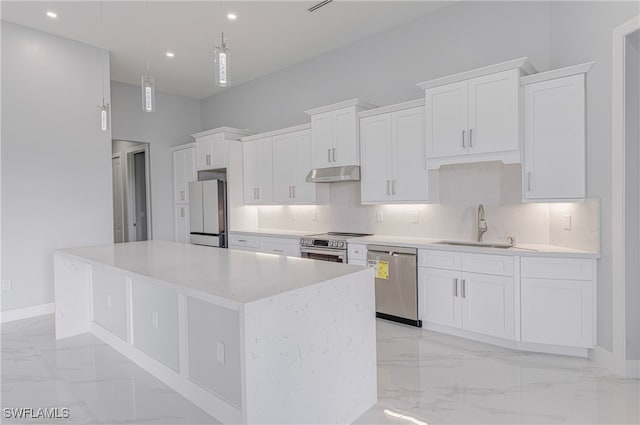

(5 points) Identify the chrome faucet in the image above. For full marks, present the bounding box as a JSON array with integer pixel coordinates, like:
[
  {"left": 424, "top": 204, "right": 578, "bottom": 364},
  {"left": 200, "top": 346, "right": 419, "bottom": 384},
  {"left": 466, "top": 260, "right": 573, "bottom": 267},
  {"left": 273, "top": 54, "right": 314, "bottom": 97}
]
[{"left": 477, "top": 204, "right": 488, "bottom": 242}]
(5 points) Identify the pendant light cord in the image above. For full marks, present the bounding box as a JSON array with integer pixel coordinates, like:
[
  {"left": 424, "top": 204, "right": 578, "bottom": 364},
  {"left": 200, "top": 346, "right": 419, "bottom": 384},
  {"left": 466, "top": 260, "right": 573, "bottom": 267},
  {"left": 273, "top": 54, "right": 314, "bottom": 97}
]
[
  {"left": 145, "top": 0, "right": 150, "bottom": 77},
  {"left": 99, "top": 1, "right": 106, "bottom": 106}
]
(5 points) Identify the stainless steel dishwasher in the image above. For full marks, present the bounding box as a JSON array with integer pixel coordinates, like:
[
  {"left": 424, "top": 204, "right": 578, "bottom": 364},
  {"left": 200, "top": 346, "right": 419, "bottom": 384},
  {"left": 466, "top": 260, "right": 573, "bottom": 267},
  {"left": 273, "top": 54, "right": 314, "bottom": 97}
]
[{"left": 367, "top": 245, "right": 421, "bottom": 327}]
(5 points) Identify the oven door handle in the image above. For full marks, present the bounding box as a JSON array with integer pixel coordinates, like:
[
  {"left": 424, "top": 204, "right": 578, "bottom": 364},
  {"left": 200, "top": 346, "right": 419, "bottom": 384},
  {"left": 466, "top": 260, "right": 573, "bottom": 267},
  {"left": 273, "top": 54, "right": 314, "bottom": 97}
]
[{"left": 300, "top": 247, "right": 346, "bottom": 258}]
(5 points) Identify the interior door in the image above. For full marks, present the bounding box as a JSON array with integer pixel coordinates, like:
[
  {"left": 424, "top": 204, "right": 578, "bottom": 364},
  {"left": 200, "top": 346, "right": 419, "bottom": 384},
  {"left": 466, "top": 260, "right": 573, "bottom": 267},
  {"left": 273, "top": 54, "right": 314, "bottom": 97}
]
[
  {"left": 133, "top": 151, "right": 148, "bottom": 241},
  {"left": 202, "top": 180, "right": 220, "bottom": 234},
  {"left": 112, "top": 156, "right": 125, "bottom": 243},
  {"left": 425, "top": 80, "right": 468, "bottom": 158},
  {"left": 272, "top": 134, "right": 295, "bottom": 204},
  {"left": 189, "top": 181, "right": 203, "bottom": 233}
]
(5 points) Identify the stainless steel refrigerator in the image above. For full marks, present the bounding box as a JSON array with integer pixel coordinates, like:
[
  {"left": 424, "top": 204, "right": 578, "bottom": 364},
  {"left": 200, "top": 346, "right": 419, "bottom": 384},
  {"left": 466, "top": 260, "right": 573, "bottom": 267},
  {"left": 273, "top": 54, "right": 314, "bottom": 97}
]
[{"left": 188, "top": 179, "right": 227, "bottom": 248}]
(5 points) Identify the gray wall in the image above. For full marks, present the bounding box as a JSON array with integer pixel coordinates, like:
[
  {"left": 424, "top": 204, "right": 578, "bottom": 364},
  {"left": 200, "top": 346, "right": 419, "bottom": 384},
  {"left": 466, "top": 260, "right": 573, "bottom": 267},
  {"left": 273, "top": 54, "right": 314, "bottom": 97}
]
[
  {"left": 549, "top": 1, "right": 640, "bottom": 353},
  {"left": 1, "top": 22, "right": 113, "bottom": 312},
  {"left": 201, "top": 1, "right": 551, "bottom": 132},
  {"left": 200, "top": 1, "right": 640, "bottom": 355},
  {"left": 110, "top": 81, "right": 201, "bottom": 241}
]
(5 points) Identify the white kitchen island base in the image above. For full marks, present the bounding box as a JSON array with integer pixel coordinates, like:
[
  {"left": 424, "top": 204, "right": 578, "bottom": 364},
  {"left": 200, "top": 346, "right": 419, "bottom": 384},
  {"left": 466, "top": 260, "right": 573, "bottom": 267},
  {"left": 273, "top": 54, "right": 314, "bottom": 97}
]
[{"left": 54, "top": 241, "right": 377, "bottom": 424}]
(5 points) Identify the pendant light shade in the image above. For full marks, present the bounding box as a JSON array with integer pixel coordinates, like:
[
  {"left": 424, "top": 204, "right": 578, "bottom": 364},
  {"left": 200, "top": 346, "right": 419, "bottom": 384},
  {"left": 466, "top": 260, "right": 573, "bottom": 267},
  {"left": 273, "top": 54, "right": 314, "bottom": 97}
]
[
  {"left": 99, "top": 102, "right": 110, "bottom": 131},
  {"left": 141, "top": 73, "right": 156, "bottom": 112},
  {"left": 214, "top": 32, "right": 230, "bottom": 87}
]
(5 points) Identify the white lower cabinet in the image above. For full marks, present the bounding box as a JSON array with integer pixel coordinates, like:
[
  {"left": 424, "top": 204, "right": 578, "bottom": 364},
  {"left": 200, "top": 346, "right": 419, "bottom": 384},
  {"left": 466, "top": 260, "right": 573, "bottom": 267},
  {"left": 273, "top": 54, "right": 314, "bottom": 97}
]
[
  {"left": 228, "top": 233, "right": 300, "bottom": 257},
  {"left": 418, "top": 250, "right": 515, "bottom": 340},
  {"left": 91, "top": 266, "right": 128, "bottom": 341},
  {"left": 186, "top": 296, "right": 241, "bottom": 408},
  {"left": 520, "top": 257, "right": 594, "bottom": 348},
  {"left": 131, "top": 279, "right": 180, "bottom": 371},
  {"left": 347, "top": 243, "right": 367, "bottom": 265}
]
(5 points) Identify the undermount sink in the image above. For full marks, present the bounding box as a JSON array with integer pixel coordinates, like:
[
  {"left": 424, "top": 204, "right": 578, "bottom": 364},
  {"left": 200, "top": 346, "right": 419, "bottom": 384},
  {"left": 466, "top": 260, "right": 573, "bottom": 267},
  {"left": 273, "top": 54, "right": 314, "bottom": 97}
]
[{"left": 434, "top": 240, "right": 515, "bottom": 249}]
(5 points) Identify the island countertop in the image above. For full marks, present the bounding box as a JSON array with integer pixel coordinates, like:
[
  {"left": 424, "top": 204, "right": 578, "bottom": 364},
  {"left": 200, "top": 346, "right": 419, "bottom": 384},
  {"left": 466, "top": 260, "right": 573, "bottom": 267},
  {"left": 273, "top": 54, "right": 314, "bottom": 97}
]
[{"left": 58, "top": 240, "right": 367, "bottom": 304}]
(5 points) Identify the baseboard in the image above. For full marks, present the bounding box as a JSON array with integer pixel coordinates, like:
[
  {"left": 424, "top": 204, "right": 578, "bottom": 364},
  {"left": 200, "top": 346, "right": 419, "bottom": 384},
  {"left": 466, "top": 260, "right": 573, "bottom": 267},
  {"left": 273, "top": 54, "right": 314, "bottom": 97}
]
[{"left": 0, "top": 303, "right": 55, "bottom": 324}]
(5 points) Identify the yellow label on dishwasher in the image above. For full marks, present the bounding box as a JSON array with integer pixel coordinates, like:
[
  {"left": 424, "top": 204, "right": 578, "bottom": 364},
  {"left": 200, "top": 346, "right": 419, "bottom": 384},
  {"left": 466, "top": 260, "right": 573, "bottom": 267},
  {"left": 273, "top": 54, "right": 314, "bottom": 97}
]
[{"left": 376, "top": 260, "right": 389, "bottom": 280}]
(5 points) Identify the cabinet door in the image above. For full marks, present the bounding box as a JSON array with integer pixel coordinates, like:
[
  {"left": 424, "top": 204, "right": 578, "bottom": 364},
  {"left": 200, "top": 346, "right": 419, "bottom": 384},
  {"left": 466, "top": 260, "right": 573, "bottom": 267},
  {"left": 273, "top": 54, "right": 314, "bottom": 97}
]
[
  {"left": 173, "top": 150, "right": 187, "bottom": 203},
  {"left": 392, "top": 107, "right": 427, "bottom": 202},
  {"left": 92, "top": 266, "right": 128, "bottom": 341},
  {"left": 311, "top": 111, "right": 334, "bottom": 169},
  {"left": 196, "top": 136, "right": 213, "bottom": 170},
  {"left": 425, "top": 81, "right": 468, "bottom": 159},
  {"left": 360, "top": 114, "right": 393, "bottom": 203},
  {"left": 243, "top": 138, "right": 269, "bottom": 204},
  {"left": 291, "top": 130, "right": 317, "bottom": 204},
  {"left": 419, "top": 267, "right": 462, "bottom": 327},
  {"left": 521, "top": 278, "right": 593, "bottom": 347},
  {"left": 523, "top": 74, "right": 586, "bottom": 200},
  {"left": 256, "top": 138, "right": 274, "bottom": 203},
  {"left": 174, "top": 204, "right": 190, "bottom": 243},
  {"left": 208, "top": 134, "right": 227, "bottom": 169},
  {"left": 272, "top": 134, "right": 295, "bottom": 204},
  {"left": 131, "top": 279, "right": 180, "bottom": 371},
  {"left": 460, "top": 272, "right": 514, "bottom": 340},
  {"left": 467, "top": 69, "right": 519, "bottom": 155},
  {"left": 333, "top": 107, "right": 358, "bottom": 166}
]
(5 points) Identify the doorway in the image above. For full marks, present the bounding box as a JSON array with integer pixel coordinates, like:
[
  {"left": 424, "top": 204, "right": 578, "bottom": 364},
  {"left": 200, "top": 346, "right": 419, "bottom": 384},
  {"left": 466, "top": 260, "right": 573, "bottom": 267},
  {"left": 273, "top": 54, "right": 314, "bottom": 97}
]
[{"left": 111, "top": 140, "right": 152, "bottom": 242}]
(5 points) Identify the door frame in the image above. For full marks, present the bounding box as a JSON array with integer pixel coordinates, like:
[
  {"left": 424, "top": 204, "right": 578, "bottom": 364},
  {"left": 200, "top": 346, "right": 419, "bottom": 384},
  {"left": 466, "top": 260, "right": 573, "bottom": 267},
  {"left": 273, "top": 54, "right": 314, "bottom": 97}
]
[
  {"left": 609, "top": 14, "right": 640, "bottom": 378},
  {"left": 125, "top": 145, "right": 153, "bottom": 241},
  {"left": 111, "top": 153, "right": 125, "bottom": 243}
]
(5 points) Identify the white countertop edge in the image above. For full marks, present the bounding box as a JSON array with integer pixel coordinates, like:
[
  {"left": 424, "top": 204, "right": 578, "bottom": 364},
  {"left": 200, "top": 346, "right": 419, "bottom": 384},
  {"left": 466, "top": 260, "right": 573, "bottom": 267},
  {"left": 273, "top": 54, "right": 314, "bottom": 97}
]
[{"left": 346, "top": 236, "right": 599, "bottom": 258}]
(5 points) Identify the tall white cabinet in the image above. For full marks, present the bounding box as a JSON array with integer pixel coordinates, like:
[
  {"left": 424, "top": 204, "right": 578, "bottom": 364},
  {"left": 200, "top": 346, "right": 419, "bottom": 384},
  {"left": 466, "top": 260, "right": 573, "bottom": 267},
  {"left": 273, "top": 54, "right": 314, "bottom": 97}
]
[
  {"left": 242, "top": 136, "right": 274, "bottom": 205},
  {"left": 359, "top": 100, "right": 435, "bottom": 203},
  {"left": 172, "top": 144, "right": 196, "bottom": 243},
  {"left": 521, "top": 63, "right": 593, "bottom": 201}
]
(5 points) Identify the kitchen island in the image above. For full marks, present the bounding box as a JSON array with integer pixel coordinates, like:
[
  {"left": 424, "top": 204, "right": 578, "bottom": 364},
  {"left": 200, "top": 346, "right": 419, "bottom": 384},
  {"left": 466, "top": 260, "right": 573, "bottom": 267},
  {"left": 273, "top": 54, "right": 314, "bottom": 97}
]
[{"left": 54, "top": 241, "right": 376, "bottom": 424}]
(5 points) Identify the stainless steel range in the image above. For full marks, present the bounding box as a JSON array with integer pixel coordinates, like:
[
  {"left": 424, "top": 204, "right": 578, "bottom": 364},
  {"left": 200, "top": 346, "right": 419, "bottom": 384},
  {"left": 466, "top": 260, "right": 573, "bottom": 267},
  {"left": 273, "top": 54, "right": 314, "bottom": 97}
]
[{"left": 300, "top": 232, "right": 371, "bottom": 263}]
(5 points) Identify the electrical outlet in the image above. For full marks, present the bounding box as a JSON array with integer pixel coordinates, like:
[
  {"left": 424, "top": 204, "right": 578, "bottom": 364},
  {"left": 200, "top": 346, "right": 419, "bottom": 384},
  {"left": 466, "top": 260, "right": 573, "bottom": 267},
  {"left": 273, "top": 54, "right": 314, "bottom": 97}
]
[
  {"left": 1, "top": 280, "right": 11, "bottom": 292},
  {"left": 217, "top": 342, "right": 225, "bottom": 364},
  {"left": 410, "top": 211, "right": 419, "bottom": 224},
  {"left": 376, "top": 211, "right": 384, "bottom": 222},
  {"left": 563, "top": 215, "right": 572, "bottom": 231}
]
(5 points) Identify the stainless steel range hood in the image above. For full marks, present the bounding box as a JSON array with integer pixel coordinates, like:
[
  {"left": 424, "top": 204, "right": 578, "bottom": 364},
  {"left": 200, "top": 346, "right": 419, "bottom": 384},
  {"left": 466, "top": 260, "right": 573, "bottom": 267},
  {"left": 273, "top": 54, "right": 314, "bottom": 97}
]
[{"left": 305, "top": 165, "right": 360, "bottom": 183}]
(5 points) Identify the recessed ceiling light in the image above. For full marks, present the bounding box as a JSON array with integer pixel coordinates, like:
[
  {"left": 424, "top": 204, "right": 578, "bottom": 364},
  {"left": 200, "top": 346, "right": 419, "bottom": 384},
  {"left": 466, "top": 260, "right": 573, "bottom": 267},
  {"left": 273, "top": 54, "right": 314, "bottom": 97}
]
[
  {"left": 227, "top": 13, "right": 237, "bottom": 21},
  {"left": 46, "top": 11, "right": 57, "bottom": 19},
  {"left": 166, "top": 52, "right": 175, "bottom": 58}
]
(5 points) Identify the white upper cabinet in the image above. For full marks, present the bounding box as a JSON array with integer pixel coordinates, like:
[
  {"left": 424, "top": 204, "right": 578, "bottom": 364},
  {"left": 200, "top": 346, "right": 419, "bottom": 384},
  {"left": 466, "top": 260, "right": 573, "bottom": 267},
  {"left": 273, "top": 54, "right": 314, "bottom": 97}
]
[
  {"left": 273, "top": 127, "right": 328, "bottom": 204},
  {"left": 419, "top": 58, "right": 535, "bottom": 169},
  {"left": 191, "top": 127, "right": 253, "bottom": 171},
  {"left": 306, "top": 99, "right": 375, "bottom": 168},
  {"left": 172, "top": 145, "right": 196, "bottom": 204},
  {"left": 360, "top": 101, "right": 432, "bottom": 204},
  {"left": 242, "top": 136, "right": 273, "bottom": 204},
  {"left": 521, "top": 63, "right": 593, "bottom": 201}
]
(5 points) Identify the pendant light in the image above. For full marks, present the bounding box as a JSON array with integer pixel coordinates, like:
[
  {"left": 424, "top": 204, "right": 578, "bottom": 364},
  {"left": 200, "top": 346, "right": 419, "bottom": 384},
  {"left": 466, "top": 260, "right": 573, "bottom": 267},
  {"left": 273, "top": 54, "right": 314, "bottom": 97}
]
[
  {"left": 141, "top": 1, "right": 156, "bottom": 112},
  {"left": 98, "top": 2, "right": 109, "bottom": 131},
  {"left": 214, "top": 32, "right": 230, "bottom": 87}
]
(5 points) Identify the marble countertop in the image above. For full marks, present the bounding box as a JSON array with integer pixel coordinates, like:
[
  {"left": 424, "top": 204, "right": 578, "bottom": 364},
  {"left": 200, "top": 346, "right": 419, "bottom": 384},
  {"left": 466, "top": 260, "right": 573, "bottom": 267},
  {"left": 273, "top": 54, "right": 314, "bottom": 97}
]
[
  {"left": 57, "top": 241, "right": 367, "bottom": 304},
  {"left": 229, "top": 229, "right": 315, "bottom": 239},
  {"left": 347, "top": 235, "right": 599, "bottom": 258}
]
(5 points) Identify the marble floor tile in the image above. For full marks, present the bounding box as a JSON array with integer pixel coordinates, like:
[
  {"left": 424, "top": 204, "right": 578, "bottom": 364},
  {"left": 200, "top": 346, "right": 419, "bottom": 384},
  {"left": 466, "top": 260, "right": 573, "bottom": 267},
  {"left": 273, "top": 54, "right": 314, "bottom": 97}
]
[{"left": 2, "top": 315, "right": 639, "bottom": 424}]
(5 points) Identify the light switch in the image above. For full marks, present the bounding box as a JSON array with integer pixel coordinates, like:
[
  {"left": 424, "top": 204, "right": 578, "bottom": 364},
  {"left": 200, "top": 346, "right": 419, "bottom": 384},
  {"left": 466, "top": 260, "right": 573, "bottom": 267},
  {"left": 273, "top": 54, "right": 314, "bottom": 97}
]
[
  {"left": 563, "top": 215, "right": 572, "bottom": 231},
  {"left": 217, "top": 342, "right": 225, "bottom": 364},
  {"left": 376, "top": 211, "right": 384, "bottom": 222}
]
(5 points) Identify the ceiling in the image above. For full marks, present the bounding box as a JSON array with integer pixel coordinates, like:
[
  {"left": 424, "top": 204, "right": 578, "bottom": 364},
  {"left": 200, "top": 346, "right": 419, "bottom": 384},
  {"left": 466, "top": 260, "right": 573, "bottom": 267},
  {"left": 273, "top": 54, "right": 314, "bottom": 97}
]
[{"left": 1, "top": 1, "right": 452, "bottom": 99}]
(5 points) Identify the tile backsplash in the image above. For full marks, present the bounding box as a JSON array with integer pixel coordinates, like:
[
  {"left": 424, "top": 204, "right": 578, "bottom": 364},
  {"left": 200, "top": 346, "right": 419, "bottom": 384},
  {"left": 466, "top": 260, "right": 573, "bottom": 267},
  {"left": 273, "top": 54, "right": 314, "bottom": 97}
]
[{"left": 246, "top": 162, "right": 598, "bottom": 252}]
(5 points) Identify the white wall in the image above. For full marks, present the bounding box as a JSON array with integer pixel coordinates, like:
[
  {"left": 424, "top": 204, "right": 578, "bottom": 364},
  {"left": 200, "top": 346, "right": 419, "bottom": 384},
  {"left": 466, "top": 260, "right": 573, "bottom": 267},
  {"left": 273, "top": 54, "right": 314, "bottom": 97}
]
[
  {"left": 1, "top": 22, "right": 113, "bottom": 312},
  {"left": 549, "top": 1, "right": 640, "bottom": 353},
  {"left": 110, "top": 81, "right": 201, "bottom": 241}
]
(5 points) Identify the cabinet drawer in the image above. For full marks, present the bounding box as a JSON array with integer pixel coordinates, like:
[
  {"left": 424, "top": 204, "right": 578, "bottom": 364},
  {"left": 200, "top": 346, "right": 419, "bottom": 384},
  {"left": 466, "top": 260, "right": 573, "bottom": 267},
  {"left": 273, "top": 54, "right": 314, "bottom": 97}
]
[
  {"left": 348, "top": 244, "right": 367, "bottom": 261},
  {"left": 418, "top": 250, "right": 461, "bottom": 270},
  {"left": 461, "top": 253, "right": 514, "bottom": 277},
  {"left": 521, "top": 257, "right": 593, "bottom": 281},
  {"left": 260, "top": 239, "right": 300, "bottom": 257},
  {"left": 228, "top": 234, "right": 260, "bottom": 249}
]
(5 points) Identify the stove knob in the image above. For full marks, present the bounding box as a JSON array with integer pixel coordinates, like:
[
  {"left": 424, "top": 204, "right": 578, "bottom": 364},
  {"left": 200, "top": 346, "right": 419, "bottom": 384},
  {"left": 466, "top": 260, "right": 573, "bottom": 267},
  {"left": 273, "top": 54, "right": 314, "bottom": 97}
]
[
  {"left": 338, "top": 241, "right": 345, "bottom": 248},
  {"left": 330, "top": 241, "right": 336, "bottom": 247}
]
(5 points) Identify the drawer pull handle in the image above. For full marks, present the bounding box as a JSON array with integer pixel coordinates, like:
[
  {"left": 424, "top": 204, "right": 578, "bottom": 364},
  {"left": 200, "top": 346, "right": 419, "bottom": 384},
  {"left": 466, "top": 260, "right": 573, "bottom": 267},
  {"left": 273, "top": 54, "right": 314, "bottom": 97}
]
[
  {"left": 238, "top": 239, "right": 247, "bottom": 243},
  {"left": 273, "top": 249, "right": 284, "bottom": 253}
]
